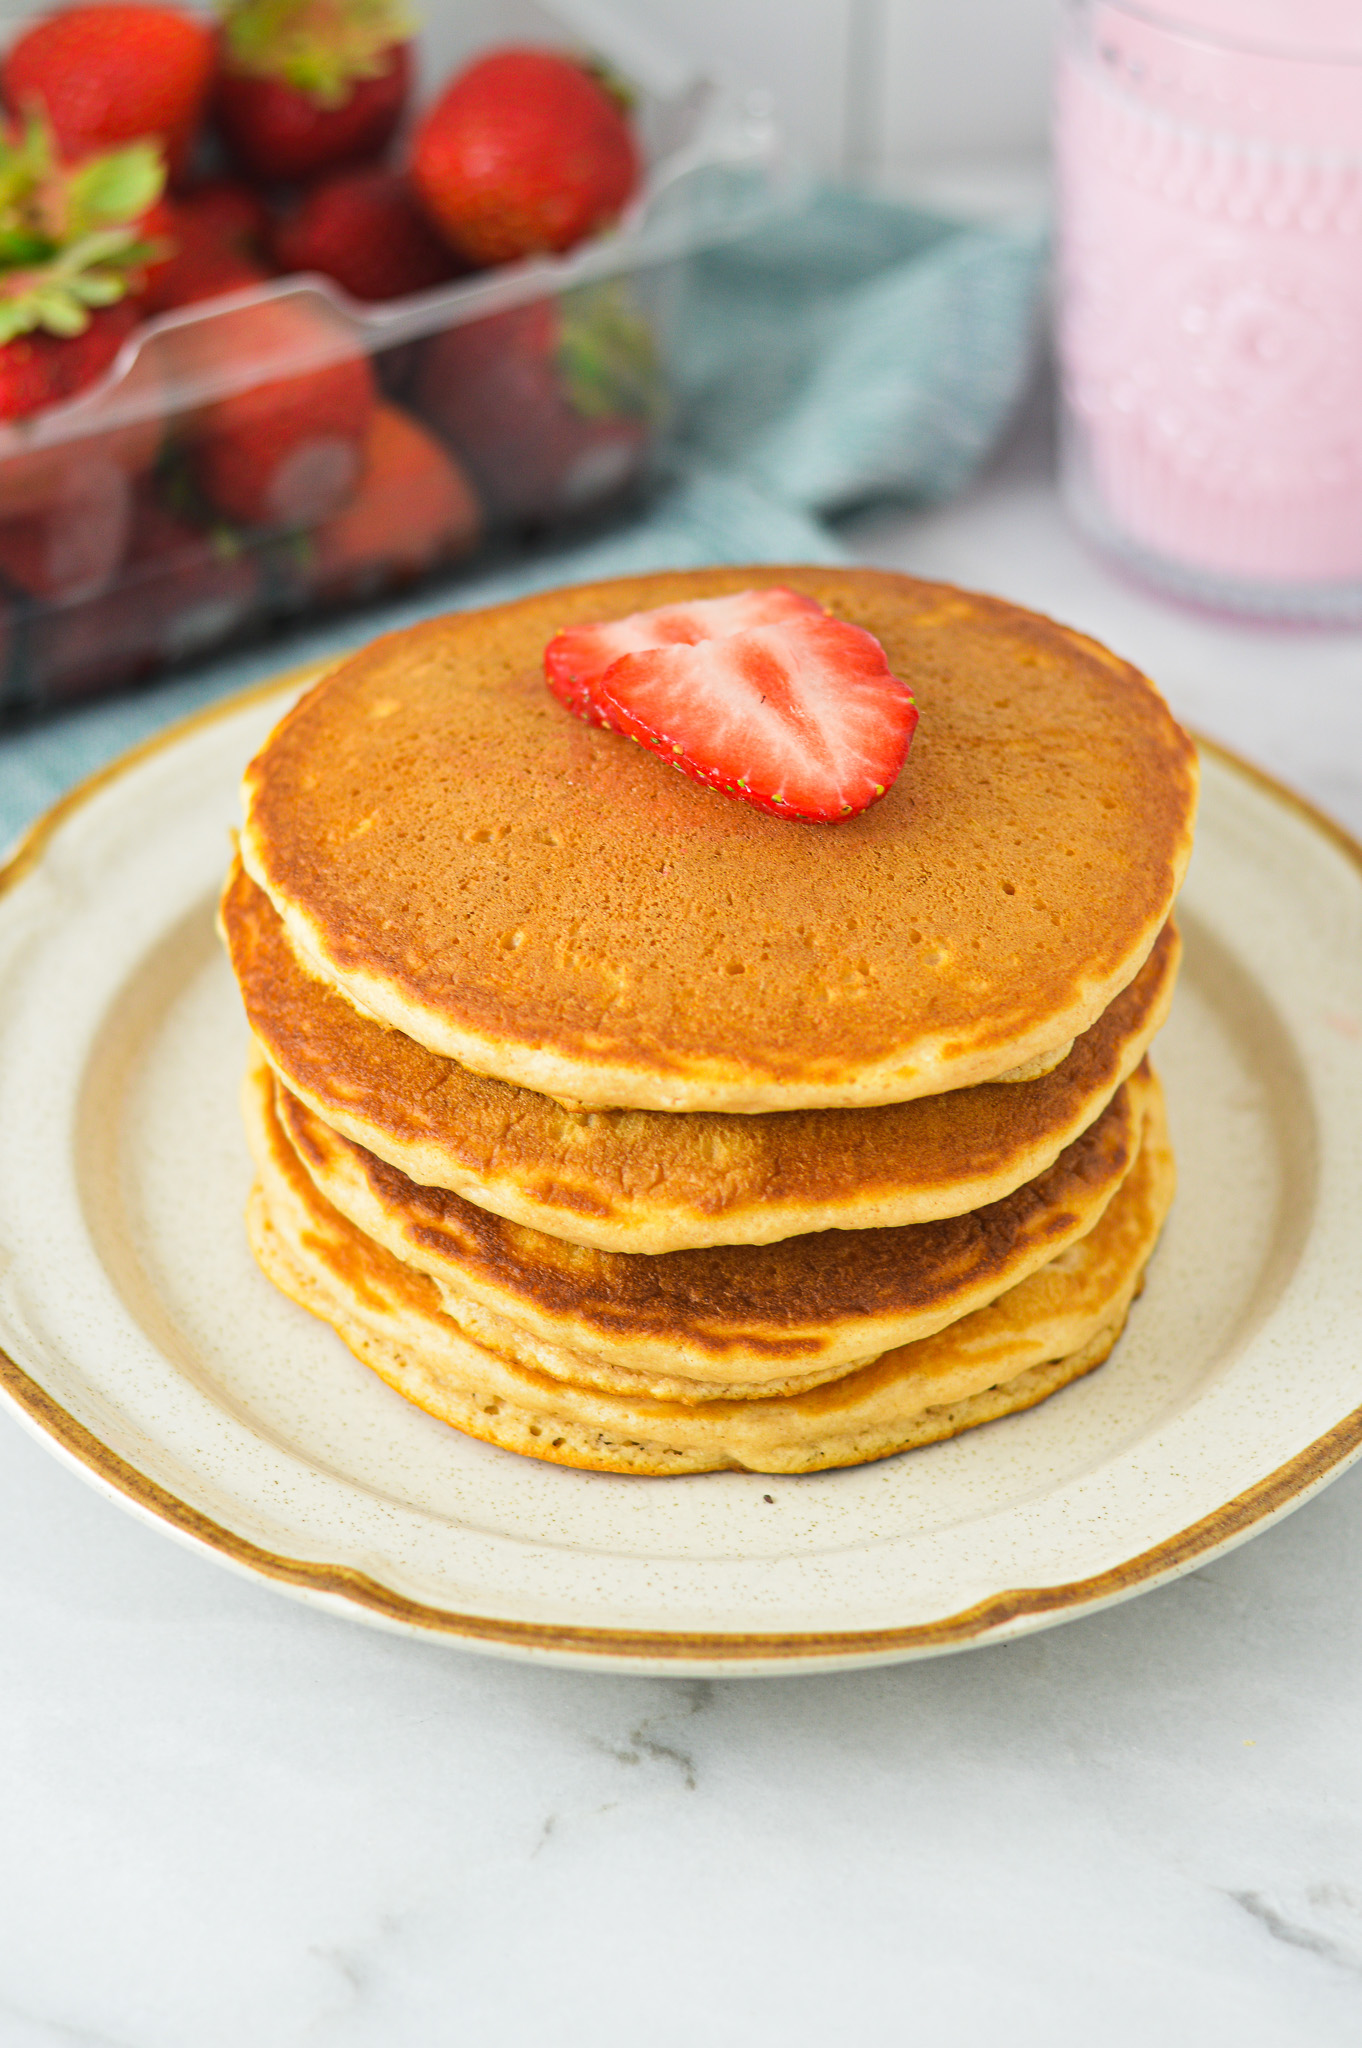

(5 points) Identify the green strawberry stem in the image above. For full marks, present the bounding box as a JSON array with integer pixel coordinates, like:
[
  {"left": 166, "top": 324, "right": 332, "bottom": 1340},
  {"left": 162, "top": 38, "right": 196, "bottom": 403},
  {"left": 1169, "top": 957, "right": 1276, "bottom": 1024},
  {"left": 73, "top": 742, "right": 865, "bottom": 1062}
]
[
  {"left": 0, "top": 114, "right": 167, "bottom": 343},
  {"left": 221, "top": 0, "right": 416, "bottom": 107},
  {"left": 556, "top": 283, "right": 665, "bottom": 426},
  {"left": 579, "top": 58, "right": 637, "bottom": 117},
  {"left": 0, "top": 229, "right": 160, "bottom": 341}
]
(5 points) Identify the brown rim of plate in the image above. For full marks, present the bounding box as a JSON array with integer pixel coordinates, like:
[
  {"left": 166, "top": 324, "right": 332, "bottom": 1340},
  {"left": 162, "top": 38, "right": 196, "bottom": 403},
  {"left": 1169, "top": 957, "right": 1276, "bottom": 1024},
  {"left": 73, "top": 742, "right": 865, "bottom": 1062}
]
[{"left": 0, "top": 668, "right": 1359, "bottom": 1666}]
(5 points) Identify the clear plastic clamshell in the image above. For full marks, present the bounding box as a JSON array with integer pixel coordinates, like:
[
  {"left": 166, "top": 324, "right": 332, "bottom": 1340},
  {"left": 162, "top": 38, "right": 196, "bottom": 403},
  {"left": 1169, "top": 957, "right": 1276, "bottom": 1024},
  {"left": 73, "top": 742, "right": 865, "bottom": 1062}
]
[{"left": 0, "top": 0, "right": 784, "bottom": 714}]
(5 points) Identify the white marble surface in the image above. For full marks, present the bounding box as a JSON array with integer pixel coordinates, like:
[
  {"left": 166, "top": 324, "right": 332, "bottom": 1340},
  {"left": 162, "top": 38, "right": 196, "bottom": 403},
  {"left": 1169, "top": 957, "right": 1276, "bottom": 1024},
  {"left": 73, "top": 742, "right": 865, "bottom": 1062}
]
[{"left": 5, "top": 389, "right": 1362, "bottom": 2048}]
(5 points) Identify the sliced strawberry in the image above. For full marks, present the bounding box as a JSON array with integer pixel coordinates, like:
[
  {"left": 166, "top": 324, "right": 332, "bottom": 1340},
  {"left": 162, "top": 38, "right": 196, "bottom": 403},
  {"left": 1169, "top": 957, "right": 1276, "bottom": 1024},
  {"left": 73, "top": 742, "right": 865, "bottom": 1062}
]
[
  {"left": 548, "top": 593, "right": 918, "bottom": 823},
  {"left": 545, "top": 586, "right": 824, "bottom": 723}
]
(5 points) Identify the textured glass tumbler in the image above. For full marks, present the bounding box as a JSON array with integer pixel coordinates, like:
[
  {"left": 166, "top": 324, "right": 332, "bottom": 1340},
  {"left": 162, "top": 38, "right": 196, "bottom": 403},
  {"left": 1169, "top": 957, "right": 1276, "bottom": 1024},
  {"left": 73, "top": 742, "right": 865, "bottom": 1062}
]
[{"left": 1055, "top": 0, "right": 1362, "bottom": 619}]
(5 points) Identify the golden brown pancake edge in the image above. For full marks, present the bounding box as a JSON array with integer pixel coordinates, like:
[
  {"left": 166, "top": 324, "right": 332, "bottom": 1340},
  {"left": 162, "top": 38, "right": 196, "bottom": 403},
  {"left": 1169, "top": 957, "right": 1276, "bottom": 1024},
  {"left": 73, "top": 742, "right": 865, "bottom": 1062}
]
[
  {"left": 249, "top": 1052, "right": 1155, "bottom": 1390},
  {"left": 239, "top": 566, "right": 1198, "bottom": 1113},
  {"left": 223, "top": 856, "right": 1179, "bottom": 1252},
  {"left": 245, "top": 1072, "right": 1174, "bottom": 1475}
]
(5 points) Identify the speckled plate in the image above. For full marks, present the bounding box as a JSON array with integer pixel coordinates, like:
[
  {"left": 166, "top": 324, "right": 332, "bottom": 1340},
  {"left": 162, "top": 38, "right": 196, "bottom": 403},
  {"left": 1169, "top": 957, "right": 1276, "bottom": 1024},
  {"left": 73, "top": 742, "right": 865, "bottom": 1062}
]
[{"left": 1, "top": 673, "right": 1360, "bottom": 1677}]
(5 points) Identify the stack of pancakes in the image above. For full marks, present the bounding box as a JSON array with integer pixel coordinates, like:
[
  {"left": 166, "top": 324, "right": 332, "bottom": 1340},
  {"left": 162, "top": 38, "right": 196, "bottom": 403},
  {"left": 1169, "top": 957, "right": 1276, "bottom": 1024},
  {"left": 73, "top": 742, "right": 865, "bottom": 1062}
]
[{"left": 223, "top": 566, "right": 1197, "bottom": 1476}]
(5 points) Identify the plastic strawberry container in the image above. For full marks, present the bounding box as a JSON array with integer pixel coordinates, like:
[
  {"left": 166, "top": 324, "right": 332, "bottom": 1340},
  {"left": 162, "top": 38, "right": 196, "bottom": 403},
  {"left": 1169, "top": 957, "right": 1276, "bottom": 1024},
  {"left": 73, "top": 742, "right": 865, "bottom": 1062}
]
[{"left": 0, "top": 0, "right": 782, "bottom": 717}]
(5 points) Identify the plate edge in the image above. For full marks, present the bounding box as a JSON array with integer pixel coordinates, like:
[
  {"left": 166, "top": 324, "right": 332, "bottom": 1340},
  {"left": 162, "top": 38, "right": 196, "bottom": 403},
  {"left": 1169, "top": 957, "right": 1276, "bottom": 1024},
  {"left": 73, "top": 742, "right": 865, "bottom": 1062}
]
[
  {"left": 3, "top": 676, "right": 1362, "bottom": 1665},
  {"left": 4, "top": 1339, "right": 1362, "bottom": 1664}
]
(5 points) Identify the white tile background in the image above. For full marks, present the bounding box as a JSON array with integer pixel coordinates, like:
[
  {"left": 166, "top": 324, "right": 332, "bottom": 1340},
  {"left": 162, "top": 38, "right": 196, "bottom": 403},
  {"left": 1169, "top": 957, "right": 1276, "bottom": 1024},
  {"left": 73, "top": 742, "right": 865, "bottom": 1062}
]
[
  {"left": 0, "top": 0, "right": 1061, "bottom": 181},
  {"left": 570, "top": 0, "right": 1061, "bottom": 176},
  {"left": 82, "top": 0, "right": 1057, "bottom": 183}
]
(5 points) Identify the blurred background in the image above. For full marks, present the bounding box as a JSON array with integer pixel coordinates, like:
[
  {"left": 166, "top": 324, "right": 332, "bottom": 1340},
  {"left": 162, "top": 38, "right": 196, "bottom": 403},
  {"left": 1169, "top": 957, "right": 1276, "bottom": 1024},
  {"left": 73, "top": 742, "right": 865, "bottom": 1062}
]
[
  {"left": 424, "top": 0, "right": 1059, "bottom": 202},
  {"left": 0, "top": 0, "right": 1358, "bottom": 786}
]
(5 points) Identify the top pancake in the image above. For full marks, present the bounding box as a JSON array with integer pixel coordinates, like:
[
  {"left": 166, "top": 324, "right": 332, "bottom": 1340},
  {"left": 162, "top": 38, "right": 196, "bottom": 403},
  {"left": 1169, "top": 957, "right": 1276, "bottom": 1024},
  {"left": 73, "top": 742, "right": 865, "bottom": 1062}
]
[{"left": 240, "top": 565, "right": 1197, "bottom": 1113}]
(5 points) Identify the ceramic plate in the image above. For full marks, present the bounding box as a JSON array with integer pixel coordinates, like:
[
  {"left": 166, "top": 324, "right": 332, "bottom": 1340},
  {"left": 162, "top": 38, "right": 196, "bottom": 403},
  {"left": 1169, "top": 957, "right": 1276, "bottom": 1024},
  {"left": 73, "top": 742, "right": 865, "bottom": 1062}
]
[{"left": 1, "top": 674, "right": 1361, "bottom": 1677}]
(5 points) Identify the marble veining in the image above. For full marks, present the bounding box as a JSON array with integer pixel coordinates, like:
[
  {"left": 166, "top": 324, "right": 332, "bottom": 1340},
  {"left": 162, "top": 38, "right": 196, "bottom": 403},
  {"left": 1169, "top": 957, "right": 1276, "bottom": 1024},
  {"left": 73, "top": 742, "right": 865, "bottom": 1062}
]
[
  {"left": 586, "top": 1680, "right": 713, "bottom": 1792},
  {"left": 1227, "top": 1888, "right": 1362, "bottom": 1978}
]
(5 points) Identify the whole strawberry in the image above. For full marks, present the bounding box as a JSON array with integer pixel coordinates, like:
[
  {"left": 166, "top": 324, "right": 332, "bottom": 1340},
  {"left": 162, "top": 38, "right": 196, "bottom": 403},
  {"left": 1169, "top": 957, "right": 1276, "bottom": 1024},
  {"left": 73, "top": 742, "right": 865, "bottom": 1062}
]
[
  {"left": 273, "top": 169, "right": 464, "bottom": 303},
  {"left": 0, "top": 421, "right": 135, "bottom": 595},
  {"left": 2, "top": 6, "right": 214, "bottom": 185},
  {"left": 0, "top": 120, "right": 169, "bottom": 576},
  {"left": 217, "top": 0, "right": 414, "bottom": 185},
  {"left": 296, "top": 400, "right": 480, "bottom": 600},
  {"left": 141, "top": 236, "right": 269, "bottom": 312},
  {"left": 26, "top": 490, "right": 261, "bottom": 703},
  {"left": 165, "top": 290, "right": 375, "bottom": 526},
  {"left": 141, "top": 181, "right": 274, "bottom": 313},
  {"left": 175, "top": 179, "right": 272, "bottom": 260},
  {"left": 411, "top": 47, "right": 640, "bottom": 267},
  {"left": 413, "top": 286, "right": 661, "bottom": 524},
  {"left": 0, "top": 299, "right": 138, "bottom": 423}
]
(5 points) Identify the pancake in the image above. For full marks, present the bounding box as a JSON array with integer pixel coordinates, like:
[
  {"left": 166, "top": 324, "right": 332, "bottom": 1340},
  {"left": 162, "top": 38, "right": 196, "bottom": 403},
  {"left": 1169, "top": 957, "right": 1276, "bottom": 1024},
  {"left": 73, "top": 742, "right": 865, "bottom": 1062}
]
[
  {"left": 249, "top": 1052, "right": 1155, "bottom": 1394},
  {"left": 239, "top": 566, "right": 1198, "bottom": 1113},
  {"left": 246, "top": 1067, "right": 1174, "bottom": 1475},
  {"left": 223, "top": 857, "right": 1179, "bottom": 1252},
  {"left": 993, "top": 1043, "right": 1074, "bottom": 1085}
]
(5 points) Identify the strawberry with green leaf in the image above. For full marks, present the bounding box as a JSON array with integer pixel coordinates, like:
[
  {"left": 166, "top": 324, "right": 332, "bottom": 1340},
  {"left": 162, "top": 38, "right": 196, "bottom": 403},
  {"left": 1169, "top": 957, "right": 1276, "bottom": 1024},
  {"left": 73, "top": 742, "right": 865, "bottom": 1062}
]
[
  {"left": 216, "top": 0, "right": 415, "bottom": 185},
  {"left": 413, "top": 283, "right": 663, "bottom": 525},
  {"left": 0, "top": 115, "right": 168, "bottom": 420}
]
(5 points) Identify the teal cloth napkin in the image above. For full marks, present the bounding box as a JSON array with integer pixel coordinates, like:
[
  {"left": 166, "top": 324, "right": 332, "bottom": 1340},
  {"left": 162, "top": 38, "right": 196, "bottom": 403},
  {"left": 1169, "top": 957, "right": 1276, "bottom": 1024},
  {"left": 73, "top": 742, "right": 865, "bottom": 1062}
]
[
  {"left": 672, "top": 187, "right": 1047, "bottom": 515},
  {"left": 0, "top": 188, "right": 1046, "bottom": 850}
]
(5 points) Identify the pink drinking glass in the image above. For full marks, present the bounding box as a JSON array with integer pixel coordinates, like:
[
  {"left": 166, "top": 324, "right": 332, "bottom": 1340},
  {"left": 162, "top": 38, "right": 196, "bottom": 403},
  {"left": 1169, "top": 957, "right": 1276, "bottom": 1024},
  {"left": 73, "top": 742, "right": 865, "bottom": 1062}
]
[{"left": 1055, "top": 0, "right": 1362, "bottom": 619}]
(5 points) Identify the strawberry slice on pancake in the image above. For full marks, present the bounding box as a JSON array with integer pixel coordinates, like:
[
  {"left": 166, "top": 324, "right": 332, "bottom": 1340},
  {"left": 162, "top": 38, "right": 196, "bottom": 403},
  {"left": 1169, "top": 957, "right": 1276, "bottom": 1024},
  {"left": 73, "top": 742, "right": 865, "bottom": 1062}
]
[{"left": 545, "top": 586, "right": 918, "bottom": 822}]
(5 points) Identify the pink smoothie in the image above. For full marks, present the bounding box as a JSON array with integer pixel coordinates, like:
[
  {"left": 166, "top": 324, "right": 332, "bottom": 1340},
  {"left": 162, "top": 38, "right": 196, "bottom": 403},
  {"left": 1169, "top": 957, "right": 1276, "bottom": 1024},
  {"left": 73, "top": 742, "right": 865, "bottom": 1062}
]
[{"left": 1056, "top": 0, "right": 1362, "bottom": 593}]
